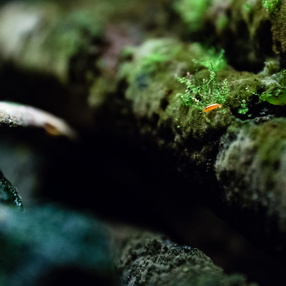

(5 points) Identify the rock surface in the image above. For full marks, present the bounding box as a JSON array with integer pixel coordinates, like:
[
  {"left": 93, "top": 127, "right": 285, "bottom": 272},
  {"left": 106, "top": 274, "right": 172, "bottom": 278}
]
[{"left": 0, "top": 0, "right": 286, "bottom": 285}]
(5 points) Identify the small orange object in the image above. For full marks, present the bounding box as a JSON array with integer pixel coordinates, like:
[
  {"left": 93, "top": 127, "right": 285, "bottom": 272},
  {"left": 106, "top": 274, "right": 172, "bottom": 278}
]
[{"left": 203, "top": 103, "right": 222, "bottom": 112}]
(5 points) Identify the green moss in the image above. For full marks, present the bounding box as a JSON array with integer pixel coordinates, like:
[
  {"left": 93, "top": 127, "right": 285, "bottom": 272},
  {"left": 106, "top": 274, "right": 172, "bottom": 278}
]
[
  {"left": 255, "top": 119, "right": 286, "bottom": 162},
  {"left": 242, "top": 1, "right": 253, "bottom": 12},
  {"left": 259, "top": 69, "right": 286, "bottom": 105},
  {"left": 0, "top": 1, "right": 117, "bottom": 82},
  {"left": 271, "top": 1, "right": 286, "bottom": 54},
  {"left": 262, "top": 0, "right": 281, "bottom": 13},
  {"left": 194, "top": 49, "right": 227, "bottom": 71},
  {"left": 33, "top": 7, "right": 104, "bottom": 82},
  {"left": 215, "top": 14, "right": 229, "bottom": 33},
  {"left": 222, "top": 71, "right": 260, "bottom": 112},
  {"left": 176, "top": 68, "right": 230, "bottom": 109},
  {"left": 216, "top": 119, "right": 286, "bottom": 232},
  {"left": 118, "top": 38, "right": 234, "bottom": 162},
  {"left": 118, "top": 39, "right": 183, "bottom": 125},
  {"left": 56, "top": 9, "right": 102, "bottom": 52},
  {"left": 260, "top": 89, "right": 286, "bottom": 105},
  {"left": 120, "top": 39, "right": 182, "bottom": 76},
  {"left": 173, "top": 0, "right": 211, "bottom": 33},
  {"left": 238, "top": 99, "right": 250, "bottom": 115},
  {"left": 173, "top": 0, "right": 234, "bottom": 35},
  {"left": 119, "top": 40, "right": 227, "bottom": 114},
  {"left": 117, "top": 231, "right": 254, "bottom": 286}
]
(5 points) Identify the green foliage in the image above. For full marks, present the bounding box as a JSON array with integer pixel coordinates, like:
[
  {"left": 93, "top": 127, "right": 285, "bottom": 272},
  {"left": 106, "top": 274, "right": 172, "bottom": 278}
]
[
  {"left": 237, "top": 87, "right": 259, "bottom": 116},
  {"left": 242, "top": 2, "right": 253, "bottom": 12},
  {"left": 143, "top": 53, "right": 169, "bottom": 65},
  {"left": 55, "top": 9, "right": 102, "bottom": 58},
  {"left": 262, "top": 0, "right": 280, "bottom": 12},
  {"left": 176, "top": 49, "right": 229, "bottom": 110},
  {"left": 238, "top": 99, "right": 250, "bottom": 115},
  {"left": 259, "top": 69, "right": 286, "bottom": 105},
  {"left": 123, "top": 39, "right": 181, "bottom": 75},
  {"left": 215, "top": 14, "right": 229, "bottom": 33},
  {"left": 176, "top": 67, "right": 230, "bottom": 110},
  {"left": 173, "top": 0, "right": 233, "bottom": 33},
  {"left": 141, "top": 53, "right": 171, "bottom": 72},
  {"left": 194, "top": 49, "right": 227, "bottom": 71},
  {"left": 173, "top": 0, "right": 211, "bottom": 33},
  {"left": 260, "top": 89, "right": 286, "bottom": 105}
]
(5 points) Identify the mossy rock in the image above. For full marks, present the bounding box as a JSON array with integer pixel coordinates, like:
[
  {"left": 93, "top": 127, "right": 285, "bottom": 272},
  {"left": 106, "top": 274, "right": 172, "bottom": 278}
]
[
  {"left": 215, "top": 118, "right": 286, "bottom": 261},
  {"left": 116, "top": 230, "right": 256, "bottom": 286}
]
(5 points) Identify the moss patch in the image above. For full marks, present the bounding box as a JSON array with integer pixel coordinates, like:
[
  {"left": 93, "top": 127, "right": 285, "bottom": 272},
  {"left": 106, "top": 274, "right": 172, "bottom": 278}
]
[
  {"left": 116, "top": 230, "right": 254, "bottom": 286},
  {"left": 215, "top": 118, "right": 286, "bottom": 232},
  {"left": 117, "top": 38, "right": 286, "bottom": 168}
]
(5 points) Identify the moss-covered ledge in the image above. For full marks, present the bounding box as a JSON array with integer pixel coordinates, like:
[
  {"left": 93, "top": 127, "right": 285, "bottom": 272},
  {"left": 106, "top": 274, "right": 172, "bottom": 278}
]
[
  {"left": 215, "top": 118, "right": 286, "bottom": 258},
  {"left": 90, "top": 37, "right": 286, "bottom": 262}
]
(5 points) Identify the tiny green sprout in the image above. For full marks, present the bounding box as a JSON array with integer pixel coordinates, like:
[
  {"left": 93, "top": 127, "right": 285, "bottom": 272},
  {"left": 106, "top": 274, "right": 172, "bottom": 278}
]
[
  {"left": 262, "top": 0, "right": 280, "bottom": 13},
  {"left": 176, "top": 65, "right": 230, "bottom": 111},
  {"left": 238, "top": 99, "right": 250, "bottom": 115}
]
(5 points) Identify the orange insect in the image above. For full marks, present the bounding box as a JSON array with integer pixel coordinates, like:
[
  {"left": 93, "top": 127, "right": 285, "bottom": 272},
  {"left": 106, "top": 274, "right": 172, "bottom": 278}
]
[{"left": 203, "top": 103, "right": 222, "bottom": 112}]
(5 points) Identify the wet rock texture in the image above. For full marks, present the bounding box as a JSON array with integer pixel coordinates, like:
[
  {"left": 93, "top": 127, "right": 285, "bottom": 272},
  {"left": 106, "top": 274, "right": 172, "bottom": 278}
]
[
  {"left": 114, "top": 227, "right": 254, "bottom": 286},
  {"left": 0, "top": 0, "right": 286, "bottom": 285}
]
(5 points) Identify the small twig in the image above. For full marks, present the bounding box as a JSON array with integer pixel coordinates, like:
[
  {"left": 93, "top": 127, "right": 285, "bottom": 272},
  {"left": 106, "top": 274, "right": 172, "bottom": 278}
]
[{"left": 0, "top": 101, "right": 77, "bottom": 140}]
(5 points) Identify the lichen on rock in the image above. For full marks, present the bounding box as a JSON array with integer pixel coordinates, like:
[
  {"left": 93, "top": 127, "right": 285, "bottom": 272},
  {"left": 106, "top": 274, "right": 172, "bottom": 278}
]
[
  {"left": 114, "top": 227, "right": 255, "bottom": 286},
  {"left": 215, "top": 118, "right": 286, "bottom": 259}
]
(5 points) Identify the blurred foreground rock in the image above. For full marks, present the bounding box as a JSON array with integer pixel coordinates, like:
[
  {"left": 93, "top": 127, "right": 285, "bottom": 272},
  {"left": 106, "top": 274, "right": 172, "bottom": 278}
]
[
  {"left": 0, "top": 200, "right": 258, "bottom": 286},
  {"left": 0, "top": 204, "right": 116, "bottom": 286}
]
